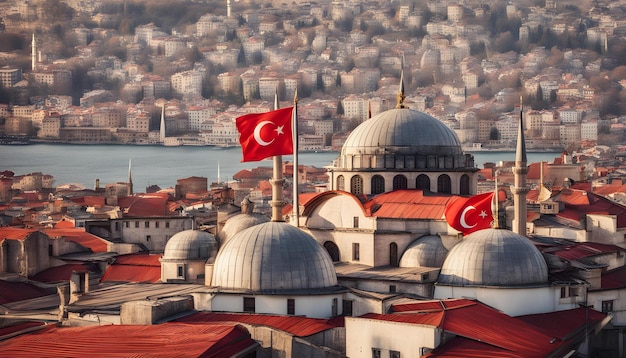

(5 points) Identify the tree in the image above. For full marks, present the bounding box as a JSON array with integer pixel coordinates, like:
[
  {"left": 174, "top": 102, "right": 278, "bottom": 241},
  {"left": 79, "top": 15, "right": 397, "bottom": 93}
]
[{"left": 489, "top": 127, "right": 500, "bottom": 140}]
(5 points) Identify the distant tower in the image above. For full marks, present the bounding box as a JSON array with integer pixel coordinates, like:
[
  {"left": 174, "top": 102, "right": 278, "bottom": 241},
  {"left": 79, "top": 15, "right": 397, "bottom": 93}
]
[
  {"left": 31, "top": 33, "right": 36, "bottom": 71},
  {"left": 128, "top": 158, "right": 134, "bottom": 195},
  {"left": 511, "top": 99, "right": 529, "bottom": 236},
  {"left": 227, "top": 0, "right": 231, "bottom": 18},
  {"left": 159, "top": 103, "right": 166, "bottom": 142}
]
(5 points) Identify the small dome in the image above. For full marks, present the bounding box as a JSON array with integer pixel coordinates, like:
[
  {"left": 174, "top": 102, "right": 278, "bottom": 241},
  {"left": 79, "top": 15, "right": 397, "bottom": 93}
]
[
  {"left": 212, "top": 221, "right": 337, "bottom": 293},
  {"left": 399, "top": 235, "right": 448, "bottom": 268},
  {"left": 218, "top": 213, "right": 269, "bottom": 244},
  {"left": 162, "top": 230, "right": 217, "bottom": 261},
  {"left": 437, "top": 228, "right": 548, "bottom": 287},
  {"left": 341, "top": 108, "right": 462, "bottom": 157}
]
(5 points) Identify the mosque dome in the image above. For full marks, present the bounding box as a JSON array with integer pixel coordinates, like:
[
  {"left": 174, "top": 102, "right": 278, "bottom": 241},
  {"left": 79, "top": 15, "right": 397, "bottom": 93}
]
[
  {"left": 218, "top": 213, "right": 269, "bottom": 244},
  {"left": 211, "top": 221, "right": 337, "bottom": 293},
  {"left": 341, "top": 108, "right": 463, "bottom": 157},
  {"left": 162, "top": 230, "right": 217, "bottom": 261},
  {"left": 437, "top": 228, "right": 549, "bottom": 287},
  {"left": 399, "top": 235, "right": 448, "bottom": 268}
]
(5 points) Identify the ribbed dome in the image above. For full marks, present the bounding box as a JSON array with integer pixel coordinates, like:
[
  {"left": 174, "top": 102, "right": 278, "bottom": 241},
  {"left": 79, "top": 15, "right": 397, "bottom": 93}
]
[
  {"left": 162, "top": 230, "right": 217, "bottom": 261},
  {"left": 399, "top": 235, "right": 448, "bottom": 268},
  {"left": 218, "top": 213, "right": 269, "bottom": 244},
  {"left": 437, "top": 228, "right": 548, "bottom": 287},
  {"left": 212, "top": 221, "right": 337, "bottom": 293},
  {"left": 341, "top": 108, "right": 462, "bottom": 156}
]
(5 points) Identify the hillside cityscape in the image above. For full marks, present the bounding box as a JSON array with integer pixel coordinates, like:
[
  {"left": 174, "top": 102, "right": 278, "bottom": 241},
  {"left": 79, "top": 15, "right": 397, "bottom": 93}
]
[
  {"left": 0, "top": 0, "right": 625, "bottom": 150},
  {"left": 2, "top": 0, "right": 626, "bottom": 357}
]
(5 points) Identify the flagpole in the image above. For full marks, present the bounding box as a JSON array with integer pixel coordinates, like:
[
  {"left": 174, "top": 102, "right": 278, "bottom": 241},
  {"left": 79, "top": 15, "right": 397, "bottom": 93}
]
[
  {"left": 271, "top": 91, "right": 285, "bottom": 222},
  {"left": 292, "top": 89, "right": 299, "bottom": 226}
]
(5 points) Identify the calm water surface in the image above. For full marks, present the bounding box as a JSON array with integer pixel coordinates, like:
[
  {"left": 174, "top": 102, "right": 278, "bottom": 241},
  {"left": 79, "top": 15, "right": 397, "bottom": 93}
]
[{"left": 0, "top": 144, "right": 561, "bottom": 192}]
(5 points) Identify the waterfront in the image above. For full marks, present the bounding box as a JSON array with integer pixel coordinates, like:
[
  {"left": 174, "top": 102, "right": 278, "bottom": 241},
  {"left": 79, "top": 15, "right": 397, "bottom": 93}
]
[{"left": 0, "top": 144, "right": 562, "bottom": 191}]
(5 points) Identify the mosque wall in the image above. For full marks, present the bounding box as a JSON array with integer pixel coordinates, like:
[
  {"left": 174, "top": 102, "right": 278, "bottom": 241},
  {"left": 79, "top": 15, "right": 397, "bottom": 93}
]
[
  {"left": 306, "top": 194, "right": 375, "bottom": 230},
  {"left": 434, "top": 286, "right": 576, "bottom": 316},
  {"left": 346, "top": 317, "right": 439, "bottom": 358},
  {"left": 533, "top": 225, "right": 587, "bottom": 242},
  {"left": 210, "top": 293, "right": 344, "bottom": 319}
]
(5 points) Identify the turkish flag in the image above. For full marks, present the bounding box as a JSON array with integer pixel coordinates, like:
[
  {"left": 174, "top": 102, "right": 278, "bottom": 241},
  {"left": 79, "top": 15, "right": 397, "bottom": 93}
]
[
  {"left": 445, "top": 192, "right": 494, "bottom": 235},
  {"left": 236, "top": 107, "right": 294, "bottom": 162}
]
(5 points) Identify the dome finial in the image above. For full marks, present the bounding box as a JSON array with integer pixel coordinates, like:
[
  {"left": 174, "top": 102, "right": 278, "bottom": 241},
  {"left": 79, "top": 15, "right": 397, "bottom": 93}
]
[{"left": 396, "top": 70, "right": 406, "bottom": 109}]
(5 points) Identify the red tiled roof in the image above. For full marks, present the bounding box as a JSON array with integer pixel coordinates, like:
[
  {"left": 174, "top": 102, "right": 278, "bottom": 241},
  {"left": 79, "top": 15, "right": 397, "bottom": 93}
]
[
  {"left": 42, "top": 227, "right": 109, "bottom": 253},
  {"left": 0, "top": 227, "right": 37, "bottom": 241},
  {"left": 552, "top": 189, "right": 626, "bottom": 228},
  {"left": 54, "top": 220, "right": 74, "bottom": 228},
  {"left": 176, "top": 312, "right": 344, "bottom": 337},
  {"left": 371, "top": 298, "right": 600, "bottom": 358},
  {"left": 0, "top": 280, "right": 52, "bottom": 304},
  {"left": 70, "top": 196, "right": 106, "bottom": 207},
  {"left": 30, "top": 264, "right": 96, "bottom": 283},
  {"left": 0, "top": 322, "right": 257, "bottom": 357},
  {"left": 363, "top": 190, "right": 453, "bottom": 219},
  {"left": 100, "top": 253, "right": 162, "bottom": 283},
  {"left": 118, "top": 193, "right": 171, "bottom": 217}
]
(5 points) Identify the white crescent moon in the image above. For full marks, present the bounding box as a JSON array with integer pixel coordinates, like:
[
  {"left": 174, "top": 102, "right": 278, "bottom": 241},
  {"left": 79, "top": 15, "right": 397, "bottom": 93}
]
[
  {"left": 460, "top": 205, "right": 477, "bottom": 229},
  {"left": 253, "top": 120, "right": 275, "bottom": 146}
]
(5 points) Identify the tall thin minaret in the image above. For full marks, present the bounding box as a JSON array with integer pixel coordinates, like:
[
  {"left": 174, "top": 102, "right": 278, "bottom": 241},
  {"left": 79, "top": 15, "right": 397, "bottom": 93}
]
[
  {"left": 511, "top": 98, "right": 529, "bottom": 236},
  {"left": 128, "top": 158, "right": 134, "bottom": 195},
  {"left": 227, "top": 0, "right": 231, "bottom": 18},
  {"left": 31, "top": 33, "right": 36, "bottom": 71},
  {"left": 159, "top": 103, "right": 166, "bottom": 143},
  {"left": 396, "top": 70, "right": 406, "bottom": 109}
]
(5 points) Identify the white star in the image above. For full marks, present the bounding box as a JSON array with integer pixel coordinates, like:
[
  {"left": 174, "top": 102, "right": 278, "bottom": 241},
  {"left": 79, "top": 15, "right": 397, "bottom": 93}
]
[
  {"left": 275, "top": 125, "right": 284, "bottom": 136},
  {"left": 479, "top": 210, "right": 488, "bottom": 219}
]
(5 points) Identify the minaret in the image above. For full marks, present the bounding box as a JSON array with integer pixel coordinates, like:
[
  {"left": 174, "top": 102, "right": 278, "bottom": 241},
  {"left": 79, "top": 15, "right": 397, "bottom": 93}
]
[
  {"left": 511, "top": 98, "right": 529, "bottom": 235},
  {"left": 128, "top": 158, "right": 134, "bottom": 195},
  {"left": 31, "top": 33, "right": 36, "bottom": 71},
  {"left": 227, "top": 0, "right": 231, "bottom": 18},
  {"left": 396, "top": 70, "right": 406, "bottom": 109},
  {"left": 159, "top": 103, "right": 166, "bottom": 143}
]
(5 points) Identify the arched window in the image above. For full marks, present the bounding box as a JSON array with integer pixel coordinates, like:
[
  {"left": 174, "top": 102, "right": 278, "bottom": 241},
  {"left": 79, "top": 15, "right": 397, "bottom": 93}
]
[
  {"left": 437, "top": 174, "right": 452, "bottom": 194},
  {"left": 389, "top": 243, "right": 398, "bottom": 266},
  {"left": 351, "top": 175, "right": 363, "bottom": 195},
  {"left": 416, "top": 174, "right": 430, "bottom": 191},
  {"left": 337, "top": 175, "right": 345, "bottom": 191},
  {"left": 393, "top": 175, "right": 407, "bottom": 190},
  {"left": 324, "top": 241, "right": 340, "bottom": 262},
  {"left": 460, "top": 174, "right": 470, "bottom": 195},
  {"left": 371, "top": 175, "right": 385, "bottom": 194}
]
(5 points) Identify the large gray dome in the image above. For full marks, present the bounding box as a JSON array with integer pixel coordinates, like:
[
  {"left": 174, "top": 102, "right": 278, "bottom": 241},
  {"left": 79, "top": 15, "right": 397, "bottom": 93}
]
[
  {"left": 341, "top": 108, "right": 462, "bottom": 156},
  {"left": 162, "top": 230, "right": 217, "bottom": 261},
  {"left": 211, "top": 221, "right": 337, "bottom": 293},
  {"left": 399, "top": 235, "right": 448, "bottom": 268},
  {"left": 437, "top": 228, "right": 548, "bottom": 287},
  {"left": 218, "top": 213, "right": 269, "bottom": 244}
]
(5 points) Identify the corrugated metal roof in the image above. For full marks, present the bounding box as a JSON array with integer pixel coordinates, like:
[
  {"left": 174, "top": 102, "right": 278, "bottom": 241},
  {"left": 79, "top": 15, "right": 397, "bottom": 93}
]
[
  {"left": 552, "top": 189, "right": 626, "bottom": 228},
  {"left": 30, "top": 264, "right": 96, "bottom": 283},
  {"left": 518, "top": 307, "right": 607, "bottom": 339},
  {"left": 42, "top": 227, "right": 109, "bottom": 253},
  {"left": 595, "top": 265, "right": 626, "bottom": 290},
  {"left": 0, "top": 322, "right": 257, "bottom": 357},
  {"left": 100, "top": 253, "right": 162, "bottom": 283},
  {"left": 176, "top": 312, "right": 343, "bottom": 337},
  {"left": 550, "top": 242, "right": 624, "bottom": 261},
  {"left": 0, "top": 280, "right": 52, "bottom": 304},
  {"left": 0, "top": 227, "right": 37, "bottom": 241},
  {"left": 118, "top": 193, "right": 171, "bottom": 217}
]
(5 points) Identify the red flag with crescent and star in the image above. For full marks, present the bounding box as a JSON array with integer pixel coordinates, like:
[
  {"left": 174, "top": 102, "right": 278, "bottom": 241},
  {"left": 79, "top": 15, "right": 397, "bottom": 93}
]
[
  {"left": 445, "top": 192, "right": 494, "bottom": 235},
  {"left": 236, "top": 106, "right": 294, "bottom": 162}
]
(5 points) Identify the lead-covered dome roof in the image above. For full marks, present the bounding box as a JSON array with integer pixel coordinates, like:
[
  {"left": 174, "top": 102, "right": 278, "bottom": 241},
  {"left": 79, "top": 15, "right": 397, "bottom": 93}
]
[
  {"left": 399, "top": 235, "right": 448, "bottom": 268},
  {"left": 341, "top": 108, "right": 462, "bottom": 157},
  {"left": 162, "top": 230, "right": 217, "bottom": 261},
  {"left": 218, "top": 213, "right": 269, "bottom": 244},
  {"left": 437, "top": 228, "right": 548, "bottom": 287},
  {"left": 211, "top": 221, "right": 337, "bottom": 293}
]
